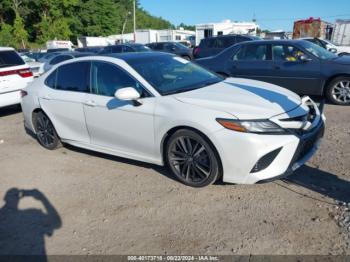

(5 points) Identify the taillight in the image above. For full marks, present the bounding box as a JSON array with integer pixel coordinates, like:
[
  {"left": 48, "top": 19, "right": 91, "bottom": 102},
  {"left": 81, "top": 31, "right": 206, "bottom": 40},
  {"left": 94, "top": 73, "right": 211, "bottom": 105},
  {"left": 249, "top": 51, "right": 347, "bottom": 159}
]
[
  {"left": 20, "top": 90, "right": 28, "bottom": 98},
  {"left": 0, "top": 68, "right": 33, "bottom": 78},
  {"left": 18, "top": 69, "right": 33, "bottom": 78}
]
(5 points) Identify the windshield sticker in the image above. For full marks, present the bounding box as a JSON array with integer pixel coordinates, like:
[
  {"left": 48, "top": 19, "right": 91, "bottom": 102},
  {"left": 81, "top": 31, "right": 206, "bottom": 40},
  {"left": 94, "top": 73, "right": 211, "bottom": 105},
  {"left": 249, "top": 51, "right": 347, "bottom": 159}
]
[{"left": 173, "top": 57, "right": 189, "bottom": 64}]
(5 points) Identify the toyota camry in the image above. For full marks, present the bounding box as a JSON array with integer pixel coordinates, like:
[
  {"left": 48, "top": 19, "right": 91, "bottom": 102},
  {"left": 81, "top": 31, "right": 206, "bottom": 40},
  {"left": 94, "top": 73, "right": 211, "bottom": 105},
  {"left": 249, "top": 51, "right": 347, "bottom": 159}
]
[{"left": 21, "top": 52, "right": 325, "bottom": 187}]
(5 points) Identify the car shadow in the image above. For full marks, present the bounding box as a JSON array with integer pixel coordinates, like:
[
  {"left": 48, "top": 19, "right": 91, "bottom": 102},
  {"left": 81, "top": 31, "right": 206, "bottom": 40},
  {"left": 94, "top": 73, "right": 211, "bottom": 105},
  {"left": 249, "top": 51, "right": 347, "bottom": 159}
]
[
  {"left": 0, "top": 188, "right": 62, "bottom": 261},
  {"left": 282, "top": 165, "right": 350, "bottom": 204},
  {"left": 63, "top": 144, "right": 180, "bottom": 183},
  {"left": 0, "top": 105, "right": 22, "bottom": 118}
]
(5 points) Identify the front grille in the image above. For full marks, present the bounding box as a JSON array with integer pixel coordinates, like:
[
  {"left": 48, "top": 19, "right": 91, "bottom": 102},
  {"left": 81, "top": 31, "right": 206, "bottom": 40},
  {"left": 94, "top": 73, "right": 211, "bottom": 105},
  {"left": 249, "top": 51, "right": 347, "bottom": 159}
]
[{"left": 293, "top": 122, "right": 325, "bottom": 163}]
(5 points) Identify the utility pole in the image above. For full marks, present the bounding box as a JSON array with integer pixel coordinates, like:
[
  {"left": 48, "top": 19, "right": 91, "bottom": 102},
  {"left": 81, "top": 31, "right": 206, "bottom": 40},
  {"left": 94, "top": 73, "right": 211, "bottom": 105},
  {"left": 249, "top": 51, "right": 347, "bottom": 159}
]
[{"left": 133, "top": 0, "right": 136, "bottom": 42}]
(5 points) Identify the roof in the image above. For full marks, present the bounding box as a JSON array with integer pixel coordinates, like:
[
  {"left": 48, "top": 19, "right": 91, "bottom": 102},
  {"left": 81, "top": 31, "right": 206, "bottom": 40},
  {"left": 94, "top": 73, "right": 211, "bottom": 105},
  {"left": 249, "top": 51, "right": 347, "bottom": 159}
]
[
  {"left": 103, "top": 51, "right": 172, "bottom": 62},
  {"left": 236, "top": 39, "right": 307, "bottom": 45},
  {"left": 0, "top": 47, "right": 15, "bottom": 51}
]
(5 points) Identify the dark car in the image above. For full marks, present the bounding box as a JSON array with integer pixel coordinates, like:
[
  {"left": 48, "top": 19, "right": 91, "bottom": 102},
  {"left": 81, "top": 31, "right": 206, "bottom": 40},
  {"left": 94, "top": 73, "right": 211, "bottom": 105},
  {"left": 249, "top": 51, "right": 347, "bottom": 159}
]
[
  {"left": 47, "top": 48, "right": 70, "bottom": 53},
  {"left": 75, "top": 46, "right": 104, "bottom": 53},
  {"left": 44, "top": 52, "right": 94, "bottom": 72},
  {"left": 196, "top": 40, "right": 350, "bottom": 105},
  {"left": 98, "top": 44, "right": 151, "bottom": 55},
  {"left": 193, "top": 34, "right": 260, "bottom": 59},
  {"left": 146, "top": 42, "right": 193, "bottom": 60}
]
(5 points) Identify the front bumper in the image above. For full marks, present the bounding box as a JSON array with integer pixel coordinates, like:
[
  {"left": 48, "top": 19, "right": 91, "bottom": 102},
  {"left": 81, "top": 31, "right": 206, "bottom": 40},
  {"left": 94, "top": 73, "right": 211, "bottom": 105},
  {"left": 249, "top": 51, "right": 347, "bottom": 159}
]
[{"left": 212, "top": 97, "right": 325, "bottom": 184}]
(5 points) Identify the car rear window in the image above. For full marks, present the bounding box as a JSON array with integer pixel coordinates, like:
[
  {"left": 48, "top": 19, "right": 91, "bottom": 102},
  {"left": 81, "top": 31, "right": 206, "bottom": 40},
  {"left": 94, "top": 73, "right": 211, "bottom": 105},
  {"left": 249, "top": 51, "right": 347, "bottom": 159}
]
[{"left": 0, "top": 51, "right": 25, "bottom": 68}]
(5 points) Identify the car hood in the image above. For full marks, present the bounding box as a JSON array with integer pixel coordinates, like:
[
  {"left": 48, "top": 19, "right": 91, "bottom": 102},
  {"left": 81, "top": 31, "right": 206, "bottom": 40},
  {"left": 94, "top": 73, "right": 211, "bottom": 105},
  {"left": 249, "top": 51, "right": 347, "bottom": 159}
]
[{"left": 173, "top": 78, "right": 302, "bottom": 119}]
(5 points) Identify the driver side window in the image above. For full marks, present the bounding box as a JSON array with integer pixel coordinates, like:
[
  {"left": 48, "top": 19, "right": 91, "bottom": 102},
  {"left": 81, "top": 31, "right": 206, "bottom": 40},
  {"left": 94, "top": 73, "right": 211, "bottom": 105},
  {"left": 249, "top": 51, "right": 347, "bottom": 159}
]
[
  {"left": 272, "top": 45, "right": 307, "bottom": 62},
  {"left": 90, "top": 62, "right": 148, "bottom": 97}
]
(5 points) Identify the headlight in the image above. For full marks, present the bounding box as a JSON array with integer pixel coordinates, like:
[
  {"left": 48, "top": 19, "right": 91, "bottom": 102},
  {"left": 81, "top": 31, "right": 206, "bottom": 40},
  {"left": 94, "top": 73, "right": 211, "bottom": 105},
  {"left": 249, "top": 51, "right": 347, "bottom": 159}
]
[{"left": 216, "top": 118, "right": 286, "bottom": 134}]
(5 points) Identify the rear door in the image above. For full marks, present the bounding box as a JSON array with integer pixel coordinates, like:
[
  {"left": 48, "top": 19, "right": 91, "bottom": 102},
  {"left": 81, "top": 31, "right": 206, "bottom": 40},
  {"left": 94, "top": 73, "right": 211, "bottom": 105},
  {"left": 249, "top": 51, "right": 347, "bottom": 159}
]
[
  {"left": 227, "top": 43, "right": 275, "bottom": 83},
  {"left": 0, "top": 50, "right": 33, "bottom": 94},
  {"left": 270, "top": 44, "right": 322, "bottom": 94},
  {"left": 39, "top": 62, "right": 91, "bottom": 143}
]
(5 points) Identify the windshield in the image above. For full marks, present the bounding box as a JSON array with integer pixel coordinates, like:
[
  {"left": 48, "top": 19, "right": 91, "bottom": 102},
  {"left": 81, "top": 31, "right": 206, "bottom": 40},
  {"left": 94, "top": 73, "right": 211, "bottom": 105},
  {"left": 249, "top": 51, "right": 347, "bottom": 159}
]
[
  {"left": 127, "top": 55, "right": 223, "bottom": 95},
  {"left": 299, "top": 41, "right": 337, "bottom": 59}
]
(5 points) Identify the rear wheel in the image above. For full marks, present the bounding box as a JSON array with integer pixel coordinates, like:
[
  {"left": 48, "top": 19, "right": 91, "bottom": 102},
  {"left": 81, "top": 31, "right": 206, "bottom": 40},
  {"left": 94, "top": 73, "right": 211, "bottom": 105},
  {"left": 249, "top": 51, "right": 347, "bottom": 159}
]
[
  {"left": 166, "top": 129, "right": 221, "bottom": 187},
  {"left": 34, "top": 111, "right": 61, "bottom": 150},
  {"left": 325, "top": 77, "right": 350, "bottom": 105}
]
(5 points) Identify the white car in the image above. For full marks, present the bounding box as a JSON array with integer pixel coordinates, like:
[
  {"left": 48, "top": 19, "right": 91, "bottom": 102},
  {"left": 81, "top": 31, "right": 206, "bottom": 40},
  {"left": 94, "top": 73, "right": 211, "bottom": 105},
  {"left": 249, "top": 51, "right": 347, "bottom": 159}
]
[
  {"left": 303, "top": 38, "right": 350, "bottom": 56},
  {"left": 0, "top": 47, "right": 34, "bottom": 108},
  {"left": 21, "top": 53, "right": 325, "bottom": 187},
  {"left": 21, "top": 55, "right": 44, "bottom": 77}
]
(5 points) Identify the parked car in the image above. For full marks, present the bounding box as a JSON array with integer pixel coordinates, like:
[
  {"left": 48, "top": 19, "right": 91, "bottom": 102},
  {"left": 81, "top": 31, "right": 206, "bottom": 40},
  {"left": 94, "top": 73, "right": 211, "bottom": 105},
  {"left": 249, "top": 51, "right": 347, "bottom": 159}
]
[
  {"left": 146, "top": 42, "right": 193, "bottom": 60},
  {"left": 196, "top": 40, "right": 350, "bottom": 105},
  {"left": 47, "top": 48, "right": 70, "bottom": 53},
  {"left": 302, "top": 37, "right": 350, "bottom": 56},
  {"left": 75, "top": 46, "right": 104, "bottom": 53},
  {"left": 43, "top": 52, "right": 94, "bottom": 72},
  {"left": 20, "top": 55, "right": 44, "bottom": 77},
  {"left": 37, "top": 52, "right": 62, "bottom": 63},
  {"left": 98, "top": 44, "right": 151, "bottom": 55},
  {"left": 26, "top": 52, "right": 47, "bottom": 62},
  {"left": 21, "top": 52, "right": 324, "bottom": 187},
  {"left": 193, "top": 34, "right": 260, "bottom": 59},
  {"left": 0, "top": 47, "right": 33, "bottom": 108}
]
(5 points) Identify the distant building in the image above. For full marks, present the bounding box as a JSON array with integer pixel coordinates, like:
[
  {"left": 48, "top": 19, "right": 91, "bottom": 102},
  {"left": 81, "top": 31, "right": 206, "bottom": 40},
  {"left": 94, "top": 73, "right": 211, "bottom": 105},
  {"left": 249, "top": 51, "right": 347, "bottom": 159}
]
[
  {"left": 292, "top": 17, "right": 333, "bottom": 40},
  {"left": 331, "top": 19, "right": 350, "bottom": 46},
  {"left": 78, "top": 29, "right": 195, "bottom": 47},
  {"left": 195, "top": 20, "right": 259, "bottom": 45}
]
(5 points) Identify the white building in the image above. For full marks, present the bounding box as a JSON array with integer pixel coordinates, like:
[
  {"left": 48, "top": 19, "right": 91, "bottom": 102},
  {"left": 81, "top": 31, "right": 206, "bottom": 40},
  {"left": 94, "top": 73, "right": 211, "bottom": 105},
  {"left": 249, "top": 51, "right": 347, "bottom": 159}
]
[
  {"left": 195, "top": 20, "right": 259, "bottom": 45},
  {"left": 78, "top": 29, "right": 195, "bottom": 47}
]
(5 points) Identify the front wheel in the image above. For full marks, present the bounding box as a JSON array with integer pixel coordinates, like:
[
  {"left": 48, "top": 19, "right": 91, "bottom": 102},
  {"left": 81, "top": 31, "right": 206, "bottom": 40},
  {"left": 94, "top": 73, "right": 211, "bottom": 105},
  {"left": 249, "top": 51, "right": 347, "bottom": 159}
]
[
  {"left": 166, "top": 129, "right": 221, "bottom": 187},
  {"left": 325, "top": 77, "right": 350, "bottom": 105},
  {"left": 34, "top": 111, "right": 61, "bottom": 150}
]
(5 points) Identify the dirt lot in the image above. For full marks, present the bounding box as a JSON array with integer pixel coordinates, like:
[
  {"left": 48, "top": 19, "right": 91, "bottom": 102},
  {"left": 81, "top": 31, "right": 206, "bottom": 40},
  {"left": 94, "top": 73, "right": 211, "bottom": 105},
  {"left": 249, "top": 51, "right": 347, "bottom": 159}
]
[{"left": 0, "top": 103, "right": 349, "bottom": 255}]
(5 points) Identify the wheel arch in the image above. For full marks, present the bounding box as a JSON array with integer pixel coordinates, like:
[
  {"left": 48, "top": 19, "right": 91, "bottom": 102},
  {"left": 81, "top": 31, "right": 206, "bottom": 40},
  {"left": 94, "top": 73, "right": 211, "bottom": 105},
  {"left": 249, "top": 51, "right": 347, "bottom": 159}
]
[
  {"left": 323, "top": 73, "right": 350, "bottom": 95},
  {"left": 160, "top": 125, "right": 223, "bottom": 174}
]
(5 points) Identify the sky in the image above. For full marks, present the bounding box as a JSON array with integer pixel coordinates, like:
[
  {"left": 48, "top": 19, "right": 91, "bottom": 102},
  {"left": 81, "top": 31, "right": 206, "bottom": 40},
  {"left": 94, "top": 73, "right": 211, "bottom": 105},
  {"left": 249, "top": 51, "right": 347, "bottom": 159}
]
[{"left": 140, "top": 0, "right": 350, "bottom": 31}]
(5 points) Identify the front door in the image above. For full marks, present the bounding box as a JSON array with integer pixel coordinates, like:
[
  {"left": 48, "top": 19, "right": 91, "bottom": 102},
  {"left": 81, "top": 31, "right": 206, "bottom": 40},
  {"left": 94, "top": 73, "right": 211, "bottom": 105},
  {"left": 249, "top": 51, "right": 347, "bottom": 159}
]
[
  {"left": 270, "top": 44, "right": 322, "bottom": 95},
  {"left": 83, "top": 61, "right": 156, "bottom": 161}
]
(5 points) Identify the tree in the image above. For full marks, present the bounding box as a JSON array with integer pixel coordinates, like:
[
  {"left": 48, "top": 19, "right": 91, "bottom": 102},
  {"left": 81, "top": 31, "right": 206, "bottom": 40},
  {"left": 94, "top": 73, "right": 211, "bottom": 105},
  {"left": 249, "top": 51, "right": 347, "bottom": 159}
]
[
  {"left": 12, "top": 11, "right": 28, "bottom": 48},
  {"left": 0, "top": 23, "right": 14, "bottom": 47}
]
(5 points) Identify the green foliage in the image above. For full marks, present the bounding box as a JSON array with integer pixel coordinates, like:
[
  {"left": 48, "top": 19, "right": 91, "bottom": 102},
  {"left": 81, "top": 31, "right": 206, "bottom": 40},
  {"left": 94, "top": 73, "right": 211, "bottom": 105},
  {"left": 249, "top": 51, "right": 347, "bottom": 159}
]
[
  {"left": 0, "top": 22, "right": 14, "bottom": 47},
  {"left": 178, "top": 23, "right": 195, "bottom": 31},
  {"left": 13, "top": 11, "right": 28, "bottom": 48},
  {"left": 0, "top": 0, "right": 174, "bottom": 48}
]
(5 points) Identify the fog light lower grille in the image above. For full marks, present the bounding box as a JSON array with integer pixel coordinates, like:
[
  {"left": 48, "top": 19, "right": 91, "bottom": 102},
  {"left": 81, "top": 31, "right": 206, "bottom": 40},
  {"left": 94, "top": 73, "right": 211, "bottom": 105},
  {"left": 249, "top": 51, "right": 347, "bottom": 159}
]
[{"left": 251, "top": 147, "right": 282, "bottom": 173}]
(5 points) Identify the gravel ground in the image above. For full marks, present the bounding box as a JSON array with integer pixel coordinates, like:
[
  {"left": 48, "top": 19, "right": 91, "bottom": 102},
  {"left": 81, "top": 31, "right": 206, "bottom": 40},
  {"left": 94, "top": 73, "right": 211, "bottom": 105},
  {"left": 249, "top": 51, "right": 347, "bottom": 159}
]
[{"left": 0, "top": 103, "right": 349, "bottom": 255}]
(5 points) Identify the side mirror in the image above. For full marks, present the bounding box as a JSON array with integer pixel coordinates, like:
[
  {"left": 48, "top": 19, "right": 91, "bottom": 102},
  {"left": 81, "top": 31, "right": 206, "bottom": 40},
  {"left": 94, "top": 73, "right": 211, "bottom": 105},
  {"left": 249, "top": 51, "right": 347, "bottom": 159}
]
[
  {"left": 115, "top": 87, "right": 140, "bottom": 101},
  {"left": 299, "top": 55, "right": 312, "bottom": 62},
  {"left": 329, "top": 48, "right": 337, "bottom": 54}
]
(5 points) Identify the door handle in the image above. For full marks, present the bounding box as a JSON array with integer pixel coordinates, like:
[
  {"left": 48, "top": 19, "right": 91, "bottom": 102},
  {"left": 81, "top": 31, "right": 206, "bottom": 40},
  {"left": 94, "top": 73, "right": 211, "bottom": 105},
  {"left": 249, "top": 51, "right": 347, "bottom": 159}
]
[{"left": 84, "top": 100, "right": 97, "bottom": 107}]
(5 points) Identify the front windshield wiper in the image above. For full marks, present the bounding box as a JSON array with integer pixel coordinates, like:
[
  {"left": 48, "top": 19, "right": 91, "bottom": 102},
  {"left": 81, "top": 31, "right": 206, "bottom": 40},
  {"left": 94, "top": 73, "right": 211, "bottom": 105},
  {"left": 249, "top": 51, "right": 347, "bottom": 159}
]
[{"left": 163, "top": 79, "right": 222, "bottom": 96}]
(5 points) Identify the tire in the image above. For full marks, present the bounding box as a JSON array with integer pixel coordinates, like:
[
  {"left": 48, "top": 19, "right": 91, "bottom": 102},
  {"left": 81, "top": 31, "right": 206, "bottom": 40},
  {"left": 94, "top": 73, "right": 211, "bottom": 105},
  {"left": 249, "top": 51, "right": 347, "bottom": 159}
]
[
  {"left": 33, "top": 111, "right": 61, "bottom": 150},
  {"left": 182, "top": 55, "right": 191, "bottom": 61},
  {"left": 325, "top": 76, "right": 350, "bottom": 105},
  {"left": 166, "top": 129, "right": 222, "bottom": 187}
]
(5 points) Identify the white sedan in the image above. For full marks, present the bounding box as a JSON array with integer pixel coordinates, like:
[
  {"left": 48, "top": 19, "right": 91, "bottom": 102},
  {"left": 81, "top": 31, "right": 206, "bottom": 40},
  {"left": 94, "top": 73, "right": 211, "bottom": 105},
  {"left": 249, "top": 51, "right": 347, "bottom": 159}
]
[{"left": 21, "top": 53, "right": 325, "bottom": 187}]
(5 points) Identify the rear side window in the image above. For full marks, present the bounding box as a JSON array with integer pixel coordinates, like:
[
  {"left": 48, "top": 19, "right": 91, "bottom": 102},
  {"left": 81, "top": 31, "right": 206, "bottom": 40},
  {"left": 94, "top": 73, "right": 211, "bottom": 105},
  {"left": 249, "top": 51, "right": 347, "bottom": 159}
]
[
  {"left": 0, "top": 51, "right": 25, "bottom": 68},
  {"left": 55, "top": 62, "right": 90, "bottom": 92},
  {"left": 45, "top": 69, "right": 57, "bottom": 88},
  {"left": 234, "top": 44, "right": 268, "bottom": 61}
]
